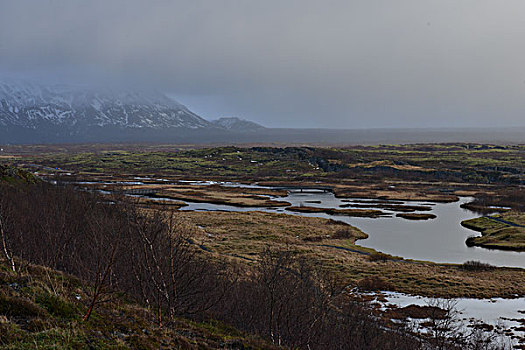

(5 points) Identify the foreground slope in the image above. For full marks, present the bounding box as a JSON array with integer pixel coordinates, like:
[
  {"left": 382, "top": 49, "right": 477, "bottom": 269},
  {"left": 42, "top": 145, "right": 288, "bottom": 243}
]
[{"left": 0, "top": 260, "right": 273, "bottom": 349}]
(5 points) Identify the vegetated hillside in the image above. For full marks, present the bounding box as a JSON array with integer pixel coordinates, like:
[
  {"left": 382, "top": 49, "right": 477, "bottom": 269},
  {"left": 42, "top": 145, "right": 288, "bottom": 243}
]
[
  {"left": 0, "top": 182, "right": 273, "bottom": 349},
  {"left": 0, "top": 260, "right": 274, "bottom": 349}
]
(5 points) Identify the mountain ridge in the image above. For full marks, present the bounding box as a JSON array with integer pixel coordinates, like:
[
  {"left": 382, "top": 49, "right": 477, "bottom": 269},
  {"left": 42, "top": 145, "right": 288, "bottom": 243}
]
[
  {"left": 1, "top": 81, "right": 524, "bottom": 145},
  {"left": 0, "top": 81, "right": 213, "bottom": 131}
]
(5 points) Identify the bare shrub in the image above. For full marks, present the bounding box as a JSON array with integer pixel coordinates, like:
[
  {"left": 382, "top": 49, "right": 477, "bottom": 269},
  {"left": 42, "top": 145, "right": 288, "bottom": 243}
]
[
  {"left": 213, "top": 248, "right": 421, "bottom": 349},
  {"left": 0, "top": 183, "right": 228, "bottom": 324},
  {"left": 417, "top": 298, "right": 512, "bottom": 350},
  {"left": 0, "top": 203, "right": 15, "bottom": 272},
  {"left": 368, "top": 252, "right": 392, "bottom": 262},
  {"left": 332, "top": 228, "right": 353, "bottom": 239},
  {"left": 123, "top": 210, "right": 230, "bottom": 324},
  {"left": 357, "top": 276, "right": 394, "bottom": 291},
  {"left": 302, "top": 235, "right": 323, "bottom": 242},
  {"left": 460, "top": 260, "right": 495, "bottom": 271}
]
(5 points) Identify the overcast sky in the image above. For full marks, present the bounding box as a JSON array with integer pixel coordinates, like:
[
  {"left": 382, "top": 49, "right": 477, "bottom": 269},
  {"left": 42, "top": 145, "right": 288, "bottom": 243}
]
[{"left": 1, "top": 0, "right": 525, "bottom": 128}]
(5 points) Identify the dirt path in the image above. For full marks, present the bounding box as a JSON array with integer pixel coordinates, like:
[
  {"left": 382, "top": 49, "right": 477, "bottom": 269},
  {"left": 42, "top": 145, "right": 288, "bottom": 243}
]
[{"left": 486, "top": 216, "right": 525, "bottom": 228}]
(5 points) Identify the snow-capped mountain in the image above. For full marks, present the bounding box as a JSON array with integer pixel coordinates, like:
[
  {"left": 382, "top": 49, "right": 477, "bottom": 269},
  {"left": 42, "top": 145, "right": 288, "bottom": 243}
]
[
  {"left": 0, "top": 81, "right": 212, "bottom": 131},
  {"left": 211, "top": 117, "right": 265, "bottom": 131}
]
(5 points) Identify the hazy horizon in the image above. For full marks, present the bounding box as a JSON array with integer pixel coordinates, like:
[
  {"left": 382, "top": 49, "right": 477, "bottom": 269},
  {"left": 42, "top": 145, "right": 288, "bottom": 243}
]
[{"left": 2, "top": 1, "right": 525, "bottom": 129}]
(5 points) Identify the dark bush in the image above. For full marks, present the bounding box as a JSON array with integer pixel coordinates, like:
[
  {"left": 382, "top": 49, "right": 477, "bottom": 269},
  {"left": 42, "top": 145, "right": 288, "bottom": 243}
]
[
  {"left": 36, "top": 294, "right": 78, "bottom": 319},
  {"left": 459, "top": 260, "right": 494, "bottom": 271},
  {"left": 368, "top": 252, "right": 391, "bottom": 262},
  {"left": 332, "top": 228, "right": 353, "bottom": 239},
  {"left": 0, "top": 293, "right": 45, "bottom": 318},
  {"left": 302, "top": 235, "right": 323, "bottom": 242},
  {"left": 357, "top": 276, "right": 394, "bottom": 291}
]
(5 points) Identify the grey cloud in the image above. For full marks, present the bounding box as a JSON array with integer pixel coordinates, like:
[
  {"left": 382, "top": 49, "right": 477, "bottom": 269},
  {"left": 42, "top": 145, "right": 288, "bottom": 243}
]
[{"left": 1, "top": 0, "right": 525, "bottom": 128}]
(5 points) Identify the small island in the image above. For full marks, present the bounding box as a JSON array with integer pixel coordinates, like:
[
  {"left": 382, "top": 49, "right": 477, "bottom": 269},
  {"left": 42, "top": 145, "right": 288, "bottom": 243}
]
[
  {"left": 286, "top": 206, "right": 387, "bottom": 218},
  {"left": 461, "top": 213, "right": 525, "bottom": 251},
  {"left": 395, "top": 213, "right": 437, "bottom": 220}
]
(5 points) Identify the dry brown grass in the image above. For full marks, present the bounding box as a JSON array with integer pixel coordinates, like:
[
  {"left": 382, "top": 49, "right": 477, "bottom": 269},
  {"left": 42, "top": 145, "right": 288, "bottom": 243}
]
[
  {"left": 131, "top": 197, "right": 187, "bottom": 208},
  {"left": 80, "top": 182, "right": 290, "bottom": 208},
  {"left": 177, "top": 211, "right": 525, "bottom": 299},
  {"left": 334, "top": 187, "right": 459, "bottom": 202},
  {"left": 158, "top": 185, "right": 290, "bottom": 207},
  {"left": 254, "top": 181, "right": 460, "bottom": 203}
]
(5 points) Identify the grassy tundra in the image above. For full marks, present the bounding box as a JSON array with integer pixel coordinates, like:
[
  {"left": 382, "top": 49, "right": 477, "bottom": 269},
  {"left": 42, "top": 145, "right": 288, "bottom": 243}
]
[
  {"left": 462, "top": 212, "right": 525, "bottom": 250},
  {"left": 0, "top": 143, "right": 523, "bottom": 348}
]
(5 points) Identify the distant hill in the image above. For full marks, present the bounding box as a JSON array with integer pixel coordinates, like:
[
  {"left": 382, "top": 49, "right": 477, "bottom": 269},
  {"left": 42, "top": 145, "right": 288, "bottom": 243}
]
[
  {"left": 211, "top": 117, "right": 265, "bottom": 131},
  {"left": 0, "top": 80, "right": 218, "bottom": 141},
  {"left": 0, "top": 80, "right": 275, "bottom": 143}
]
